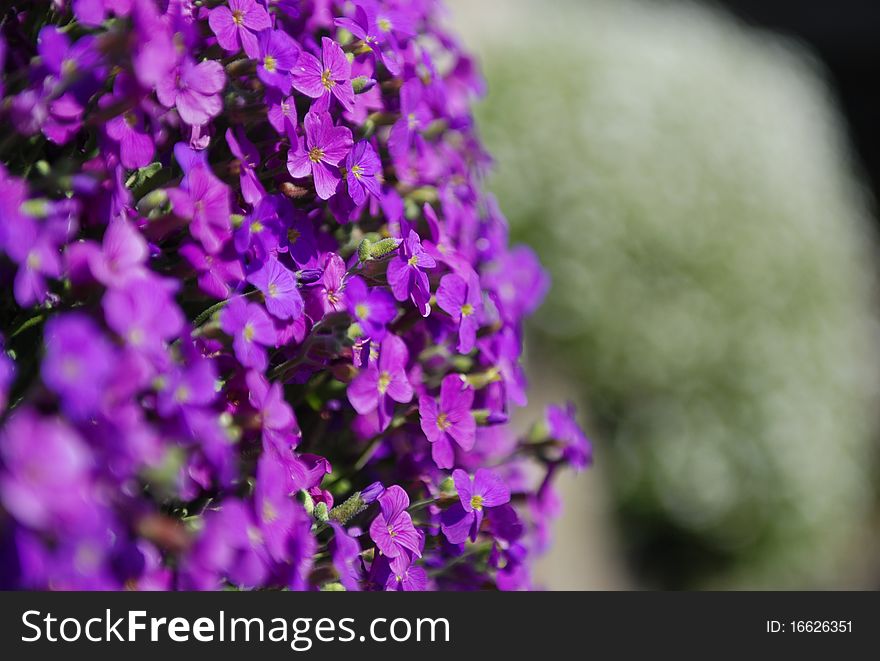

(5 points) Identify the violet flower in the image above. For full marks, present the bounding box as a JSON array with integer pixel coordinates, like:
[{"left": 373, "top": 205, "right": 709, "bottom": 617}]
[
  {"left": 441, "top": 469, "right": 511, "bottom": 544},
  {"left": 208, "top": 0, "right": 272, "bottom": 59},
  {"left": 347, "top": 334, "right": 413, "bottom": 431},
  {"left": 287, "top": 110, "right": 353, "bottom": 200},
  {"left": 368, "top": 485, "right": 421, "bottom": 559},
  {"left": 292, "top": 36, "right": 355, "bottom": 112},
  {"left": 419, "top": 373, "right": 476, "bottom": 469},
  {"left": 436, "top": 271, "right": 483, "bottom": 354},
  {"left": 345, "top": 275, "right": 396, "bottom": 340},
  {"left": 345, "top": 141, "right": 382, "bottom": 206},
  {"left": 387, "top": 229, "right": 435, "bottom": 317},
  {"left": 247, "top": 255, "right": 304, "bottom": 321},
  {"left": 156, "top": 57, "right": 226, "bottom": 127}
]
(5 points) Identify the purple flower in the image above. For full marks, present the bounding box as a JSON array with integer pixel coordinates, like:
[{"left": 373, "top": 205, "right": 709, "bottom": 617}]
[
  {"left": 388, "top": 78, "right": 431, "bottom": 163},
  {"left": 208, "top": 0, "right": 272, "bottom": 59},
  {"left": 547, "top": 402, "right": 593, "bottom": 470},
  {"left": 292, "top": 37, "right": 355, "bottom": 112},
  {"left": 156, "top": 356, "right": 218, "bottom": 417},
  {"left": 368, "top": 485, "right": 421, "bottom": 559},
  {"left": 345, "top": 275, "right": 396, "bottom": 340},
  {"left": 441, "top": 469, "right": 510, "bottom": 544},
  {"left": 42, "top": 313, "right": 115, "bottom": 420},
  {"left": 0, "top": 410, "right": 94, "bottom": 533},
  {"left": 5, "top": 217, "right": 63, "bottom": 307},
  {"left": 156, "top": 58, "right": 226, "bottom": 127},
  {"left": 384, "top": 553, "right": 427, "bottom": 591},
  {"left": 180, "top": 241, "right": 244, "bottom": 299},
  {"left": 287, "top": 110, "right": 353, "bottom": 200},
  {"left": 330, "top": 523, "right": 362, "bottom": 591},
  {"left": 220, "top": 297, "right": 276, "bottom": 370},
  {"left": 310, "top": 252, "right": 347, "bottom": 316},
  {"left": 482, "top": 245, "right": 550, "bottom": 324},
  {"left": 345, "top": 141, "right": 382, "bottom": 206},
  {"left": 257, "top": 30, "right": 301, "bottom": 93},
  {"left": 436, "top": 271, "right": 482, "bottom": 353},
  {"left": 167, "top": 164, "right": 231, "bottom": 254},
  {"left": 84, "top": 218, "right": 148, "bottom": 286},
  {"left": 105, "top": 101, "right": 154, "bottom": 170},
  {"left": 247, "top": 256, "right": 304, "bottom": 320},
  {"left": 247, "top": 370, "right": 299, "bottom": 453},
  {"left": 387, "top": 229, "right": 435, "bottom": 317},
  {"left": 266, "top": 89, "right": 298, "bottom": 135},
  {"left": 102, "top": 274, "right": 184, "bottom": 355},
  {"left": 334, "top": 3, "right": 401, "bottom": 75},
  {"left": 347, "top": 334, "right": 413, "bottom": 431},
  {"left": 419, "top": 374, "right": 476, "bottom": 469},
  {"left": 226, "top": 127, "right": 265, "bottom": 206}
]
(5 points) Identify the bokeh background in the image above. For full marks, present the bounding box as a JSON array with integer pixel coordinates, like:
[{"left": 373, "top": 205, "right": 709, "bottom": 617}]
[{"left": 447, "top": 0, "right": 880, "bottom": 589}]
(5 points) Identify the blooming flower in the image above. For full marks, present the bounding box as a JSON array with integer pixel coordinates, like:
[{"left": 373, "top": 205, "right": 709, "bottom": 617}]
[
  {"left": 247, "top": 255, "right": 304, "bottom": 321},
  {"left": 369, "top": 485, "right": 421, "bottom": 559},
  {"left": 345, "top": 275, "right": 396, "bottom": 340},
  {"left": 436, "top": 271, "right": 483, "bottom": 353},
  {"left": 256, "top": 29, "right": 301, "bottom": 93},
  {"left": 330, "top": 522, "right": 362, "bottom": 591},
  {"left": 292, "top": 36, "right": 355, "bottom": 112},
  {"left": 42, "top": 313, "right": 115, "bottom": 420},
  {"left": 220, "top": 297, "right": 276, "bottom": 370},
  {"left": 208, "top": 0, "right": 272, "bottom": 59},
  {"left": 334, "top": 2, "right": 401, "bottom": 75},
  {"left": 345, "top": 141, "right": 382, "bottom": 206},
  {"left": 441, "top": 469, "right": 511, "bottom": 544},
  {"left": 226, "top": 127, "right": 265, "bottom": 206},
  {"left": 102, "top": 274, "right": 184, "bottom": 356},
  {"left": 5, "top": 216, "right": 63, "bottom": 307},
  {"left": 419, "top": 374, "right": 476, "bottom": 469},
  {"left": 547, "top": 402, "right": 593, "bottom": 470},
  {"left": 287, "top": 110, "right": 353, "bottom": 200},
  {"left": 167, "top": 164, "right": 232, "bottom": 254},
  {"left": 347, "top": 334, "right": 413, "bottom": 431},
  {"left": 386, "top": 229, "right": 435, "bottom": 317},
  {"left": 156, "top": 57, "right": 226, "bottom": 127}
]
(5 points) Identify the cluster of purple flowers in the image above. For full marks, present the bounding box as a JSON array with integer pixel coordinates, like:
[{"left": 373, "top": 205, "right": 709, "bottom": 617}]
[{"left": 0, "top": 0, "right": 590, "bottom": 591}]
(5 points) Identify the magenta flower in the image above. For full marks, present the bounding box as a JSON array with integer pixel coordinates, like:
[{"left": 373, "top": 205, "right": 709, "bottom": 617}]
[
  {"left": 387, "top": 229, "right": 435, "bottom": 317},
  {"left": 345, "top": 141, "right": 382, "bottom": 206},
  {"left": 180, "top": 241, "right": 244, "bottom": 299},
  {"left": 419, "top": 373, "right": 476, "bottom": 469},
  {"left": 330, "top": 522, "right": 362, "bottom": 591},
  {"left": 220, "top": 297, "right": 276, "bottom": 370},
  {"left": 82, "top": 218, "right": 148, "bottom": 286},
  {"left": 441, "top": 469, "right": 510, "bottom": 544},
  {"left": 310, "top": 252, "right": 347, "bottom": 316},
  {"left": 257, "top": 29, "right": 301, "bottom": 93},
  {"left": 42, "top": 313, "right": 115, "bottom": 421},
  {"left": 384, "top": 553, "right": 427, "bottom": 591},
  {"left": 226, "top": 127, "right": 265, "bottom": 206},
  {"left": 247, "top": 256, "right": 304, "bottom": 321},
  {"left": 102, "top": 274, "right": 184, "bottom": 355},
  {"left": 247, "top": 370, "right": 299, "bottom": 455},
  {"left": 5, "top": 217, "right": 63, "bottom": 307},
  {"left": 547, "top": 403, "right": 593, "bottom": 470},
  {"left": 436, "top": 271, "right": 483, "bottom": 354},
  {"left": 208, "top": 0, "right": 272, "bottom": 59},
  {"left": 345, "top": 275, "right": 396, "bottom": 340},
  {"left": 347, "top": 334, "right": 413, "bottom": 431},
  {"left": 266, "top": 89, "right": 298, "bottom": 135},
  {"left": 368, "top": 485, "right": 421, "bottom": 559},
  {"left": 156, "top": 57, "right": 226, "bottom": 127},
  {"left": 292, "top": 37, "right": 355, "bottom": 112},
  {"left": 287, "top": 110, "right": 353, "bottom": 200},
  {"left": 334, "top": 2, "right": 401, "bottom": 75},
  {"left": 105, "top": 77, "right": 154, "bottom": 171},
  {"left": 167, "top": 164, "right": 231, "bottom": 254}
]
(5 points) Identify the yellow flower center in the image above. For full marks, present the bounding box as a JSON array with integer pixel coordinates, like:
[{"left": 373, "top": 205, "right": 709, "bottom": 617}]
[
  {"left": 262, "top": 500, "right": 277, "bottom": 524},
  {"left": 61, "top": 358, "right": 79, "bottom": 379},
  {"left": 124, "top": 111, "right": 138, "bottom": 127},
  {"left": 173, "top": 385, "right": 190, "bottom": 403},
  {"left": 251, "top": 220, "right": 264, "bottom": 233},
  {"left": 355, "top": 303, "right": 369, "bottom": 320},
  {"left": 377, "top": 371, "right": 391, "bottom": 394},
  {"left": 288, "top": 228, "right": 300, "bottom": 244},
  {"left": 263, "top": 54, "right": 277, "bottom": 72},
  {"left": 436, "top": 412, "right": 451, "bottom": 431},
  {"left": 309, "top": 147, "right": 325, "bottom": 163},
  {"left": 327, "top": 289, "right": 340, "bottom": 305},
  {"left": 26, "top": 251, "right": 41, "bottom": 269},
  {"left": 461, "top": 303, "right": 475, "bottom": 317},
  {"left": 243, "top": 322, "right": 255, "bottom": 342},
  {"left": 268, "top": 283, "right": 279, "bottom": 298},
  {"left": 378, "top": 17, "right": 393, "bottom": 32},
  {"left": 350, "top": 164, "right": 363, "bottom": 179},
  {"left": 232, "top": 9, "right": 244, "bottom": 26},
  {"left": 407, "top": 255, "right": 419, "bottom": 267},
  {"left": 321, "top": 69, "right": 335, "bottom": 90},
  {"left": 128, "top": 328, "right": 144, "bottom": 346},
  {"left": 470, "top": 494, "right": 484, "bottom": 511}
]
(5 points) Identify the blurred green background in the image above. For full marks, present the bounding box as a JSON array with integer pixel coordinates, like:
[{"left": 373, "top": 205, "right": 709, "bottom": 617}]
[{"left": 448, "top": 0, "right": 880, "bottom": 588}]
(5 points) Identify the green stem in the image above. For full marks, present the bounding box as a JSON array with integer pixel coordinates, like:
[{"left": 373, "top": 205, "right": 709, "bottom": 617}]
[{"left": 9, "top": 313, "right": 45, "bottom": 339}]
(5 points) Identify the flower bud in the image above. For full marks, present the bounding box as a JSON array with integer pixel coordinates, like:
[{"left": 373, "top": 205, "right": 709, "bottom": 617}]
[
  {"left": 314, "top": 501, "right": 329, "bottom": 523},
  {"left": 357, "top": 237, "right": 401, "bottom": 262},
  {"left": 297, "top": 268, "right": 324, "bottom": 285},
  {"left": 361, "top": 481, "right": 385, "bottom": 504},
  {"left": 297, "top": 489, "right": 316, "bottom": 516},
  {"left": 352, "top": 76, "right": 376, "bottom": 94}
]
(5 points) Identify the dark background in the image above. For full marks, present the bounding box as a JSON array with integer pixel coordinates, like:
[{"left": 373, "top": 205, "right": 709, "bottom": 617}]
[{"left": 717, "top": 0, "right": 880, "bottom": 213}]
